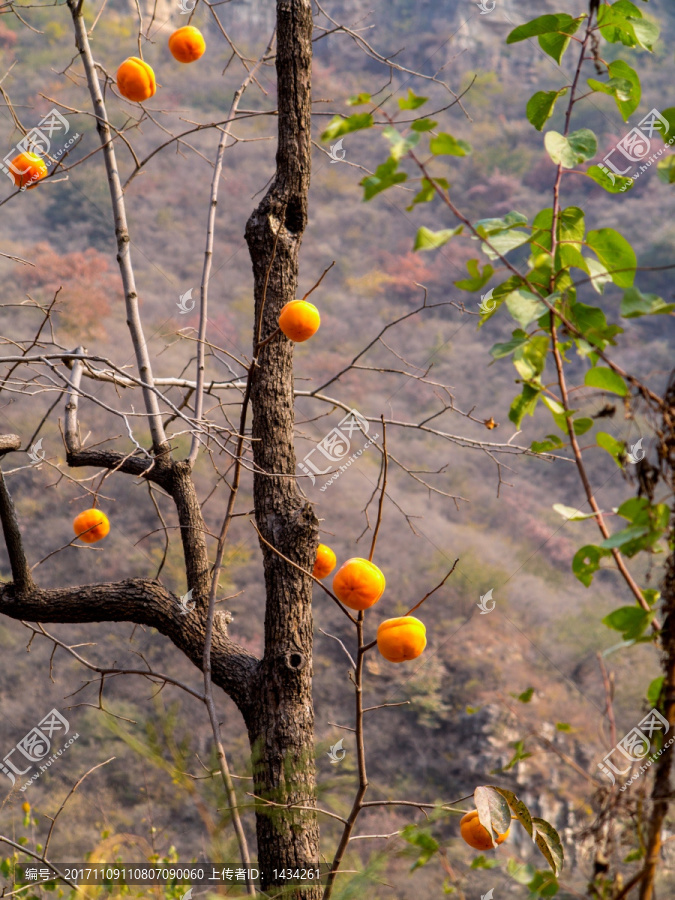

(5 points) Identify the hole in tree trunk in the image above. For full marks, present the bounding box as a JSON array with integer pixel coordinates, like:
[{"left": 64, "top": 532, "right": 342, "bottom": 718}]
[{"left": 286, "top": 651, "right": 305, "bottom": 670}]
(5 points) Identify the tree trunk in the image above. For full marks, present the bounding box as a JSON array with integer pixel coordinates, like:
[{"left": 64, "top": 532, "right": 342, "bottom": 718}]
[{"left": 244, "top": 0, "right": 321, "bottom": 896}]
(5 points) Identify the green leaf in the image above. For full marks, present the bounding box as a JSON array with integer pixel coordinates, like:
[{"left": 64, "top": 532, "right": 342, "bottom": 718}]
[
  {"left": 532, "top": 818, "right": 565, "bottom": 876},
  {"left": 513, "top": 335, "right": 549, "bottom": 381},
  {"left": 657, "top": 155, "right": 675, "bottom": 184},
  {"left": 545, "top": 129, "right": 598, "bottom": 168},
  {"left": 609, "top": 60, "right": 641, "bottom": 119},
  {"left": 407, "top": 178, "right": 439, "bottom": 209},
  {"left": 587, "top": 61, "right": 641, "bottom": 120},
  {"left": 526, "top": 89, "right": 567, "bottom": 131},
  {"left": 572, "top": 544, "right": 612, "bottom": 587},
  {"left": 481, "top": 229, "right": 531, "bottom": 259},
  {"left": 321, "top": 113, "right": 374, "bottom": 141},
  {"left": 478, "top": 276, "right": 523, "bottom": 326},
  {"left": 454, "top": 259, "right": 494, "bottom": 292},
  {"left": 413, "top": 225, "right": 463, "bottom": 251},
  {"left": 558, "top": 206, "right": 585, "bottom": 246},
  {"left": 496, "top": 739, "right": 533, "bottom": 772},
  {"left": 505, "top": 289, "right": 548, "bottom": 328},
  {"left": 597, "top": 431, "right": 624, "bottom": 464},
  {"left": 401, "top": 824, "right": 439, "bottom": 871},
  {"left": 361, "top": 157, "right": 408, "bottom": 201},
  {"left": 474, "top": 785, "right": 512, "bottom": 839},
  {"left": 508, "top": 858, "right": 536, "bottom": 884},
  {"left": 429, "top": 133, "right": 471, "bottom": 156},
  {"left": 347, "top": 93, "right": 371, "bottom": 106},
  {"left": 602, "top": 606, "right": 654, "bottom": 640},
  {"left": 584, "top": 256, "right": 613, "bottom": 294},
  {"left": 584, "top": 367, "right": 628, "bottom": 397},
  {"left": 527, "top": 870, "right": 560, "bottom": 897},
  {"left": 569, "top": 301, "right": 623, "bottom": 350},
  {"left": 411, "top": 118, "right": 438, "bottom": 133},
  {"left": 538, "top": 28, "right": 574, "bottom": 65},
  {"left": 553, "top": 503, "right": 598, "bottom": 522},
  {"left": 654, "top": 108, "right": 675, "bottom": 145},
  {"left": 399, "top": 89, "right": 428, "bottom": 110},
  {"left": 621, "top": 287, "right": 675, "bottom": 318},
  {"left": 631, "top": 16, "right": 660, "bottom": 51},
  {"left": 477, "top": 210, "right": 529, "bottom": 232},
  {"left": 490, "top": 329, "right": 529, "bottom": 359},
  {"left": 556, "top": 206, "right": 586, "bottom": 271},
  {"left": 515, "top": 686, "right": 535, "bottom": 703},
  {"left": 382, "top": 125, "right": 420, "bottom": 161},
  {"left": 531, "top": 435, "right": 564, "bottom": 453},
  {"left": 585, "top": 164, "right": 635, "bottom": 193},
  {"left": 586, "top": 228, "right": 636, "bottom": 287},
  {"left": 470, "top": 855, "right": 499, "bottom": 870},
  {"left": 601, "top": 524, "right": 652, "bottom": 553},
  {"left": 509, "top": 384, "right": 541, "bottom": 427},
  {"left": 507, "top": 14, "right": 581, "bottom": 62},
  {"left": 507, "top": 14, "right": 579, "bottom": 43},
  {"left": 647, "top": 676, "right": 664, "bottom": 709},
  {"left": 490, "top": 787, "right": 534, "bottom": 839},
  {"left": 572, "top": 417, "right": 594, "bottom": 436},
  {"left": 643, "top": 589, "right": 660, "bottom": 607},
  {"left": 556, "top": 722, "right": 572, "bottom": 732}
]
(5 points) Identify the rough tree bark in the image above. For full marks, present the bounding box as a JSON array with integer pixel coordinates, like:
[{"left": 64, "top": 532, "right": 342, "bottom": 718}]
[{"left": 244, "top": 0, "right": 321, "bottom": 895}]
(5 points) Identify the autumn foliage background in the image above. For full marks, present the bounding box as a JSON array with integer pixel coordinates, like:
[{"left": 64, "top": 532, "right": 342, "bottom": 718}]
[{"left": 1, "top": 0, "right": 675, "bottom": 895}]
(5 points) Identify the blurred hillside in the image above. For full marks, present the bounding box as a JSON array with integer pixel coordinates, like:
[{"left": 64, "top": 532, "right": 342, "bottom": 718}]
[{"left": 0, "top": 0, "right": 674, "bottom": 896}]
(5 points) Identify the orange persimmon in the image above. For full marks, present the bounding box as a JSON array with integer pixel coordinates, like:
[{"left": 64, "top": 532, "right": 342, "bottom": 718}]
[
  {"left": 459, "top": 809, "right": 510, "bottom": 851},
  {"left": 278, "top": 300, "right": 320, "bottom": 342},
  {"left": 116, "top": 57, "right": 156, "bottom": 102},
  {"left": 332, "top": 557, "right": 385, "bottom": 611},
  {"left": 73, "top": 509, "right": 110, "bottom": 544},
  {"left": 9, "top": 152, "right": 47, "bottom": 190},
  {"left": 376, "top": 616, "right": 427, "bottom": 663},
  {"left": 168, "top": 26, "right": 206, "bottom": 63},
  {"left": 313, "top": 544, "right": 337, "bottom": 579}
]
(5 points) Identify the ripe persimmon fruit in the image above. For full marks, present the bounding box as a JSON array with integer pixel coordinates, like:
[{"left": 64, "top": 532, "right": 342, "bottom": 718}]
[
  {"left": 376, "top": 616, "right": 427, "bottom": 663},
  {"left": 73, "top": 509, "right": 110, "bottom": 544},
  {"left": 10, "top": 152, "right": 47, "bottom": 190},
  {"left": 459, "top": 809, "right": 510, "bottom": 851},
  {"left": 332, "top": 557, "right": 385, "bottom": 610},
  {"left": 168, "top": 26, "right": 206, "bottom": 63},
  {"left": 278, "top": 300, "right": 320, "bottom": 342},
  {"left": 116, "top": 57, "right": 156, "bottom": 102},
  {"left": 313, "top": 544, "right": 337, "bottom": 579}
]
